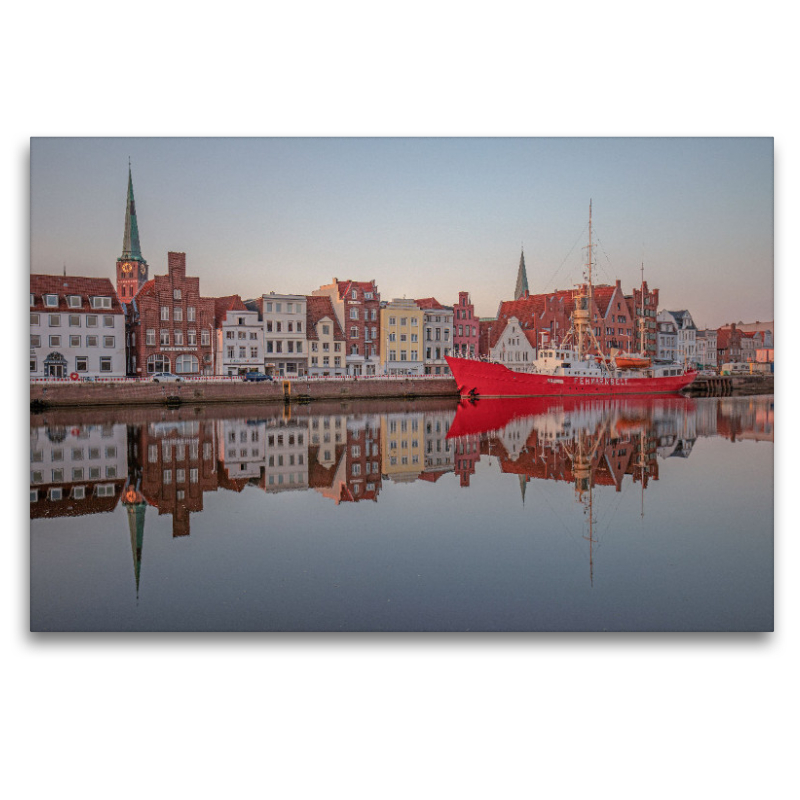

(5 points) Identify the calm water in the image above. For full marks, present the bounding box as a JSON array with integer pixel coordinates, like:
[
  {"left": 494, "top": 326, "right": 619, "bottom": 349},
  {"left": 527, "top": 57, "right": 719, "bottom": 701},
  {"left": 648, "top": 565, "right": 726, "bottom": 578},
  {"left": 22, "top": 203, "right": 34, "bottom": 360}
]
[{"left": 30, "top": 394, "right": 773, "bottom": 632}]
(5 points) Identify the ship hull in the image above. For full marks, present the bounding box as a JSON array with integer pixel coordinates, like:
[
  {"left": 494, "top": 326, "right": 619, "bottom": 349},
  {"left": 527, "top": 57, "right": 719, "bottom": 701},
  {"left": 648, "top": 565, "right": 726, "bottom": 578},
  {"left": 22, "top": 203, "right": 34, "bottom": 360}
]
[{"left": 445, "top": 356, "right": 697, "bottom": 398}]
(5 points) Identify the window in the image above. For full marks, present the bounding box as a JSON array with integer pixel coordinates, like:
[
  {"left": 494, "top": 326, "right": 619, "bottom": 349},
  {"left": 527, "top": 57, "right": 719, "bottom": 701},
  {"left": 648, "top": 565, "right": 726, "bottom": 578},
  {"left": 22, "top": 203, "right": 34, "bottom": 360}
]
[
  {"left": 103, "top": 315, "right": 114, "bottom": 328},
  {"left": 44, "top": 294, "right": 58, "bottom": 307},
  {"left": 49, "top": 335, "right": 61, "bottom": 347},
  {"left": 86, "top": 335, "right": 98, "bottom": 347},
  {"left": 147, "top": 354, "right": 171, "bottom": 373},
  {"left": 187, "top": 306, "right": 195, "bottom": 322},
  {"left": 31, "top": 335, "right": 41, "bottom": 348},
  {"left": 350, "top": 327, "right": 359, "bottom": 339},
  {"left": 388, "top": 332, "right": 396, "bottom": 342},
  {"left": 146, "top": 329, "right": 156, "bottom": 345},
  {"left": 160, "top": 330, "right": 170, "bottom": 346},
  {"left": 31, "top": 313, "right": 40, "bottom": 325},
  {"left": 99, "top": 358, "right": 112, "bottom": 372},
  {"left": 103, "top": 336, "right": 115, "bottom": 348},
  {"left": 175, "top": 354, "right": 199, "bottom": 374},
  {"left": 68, "top": 295, "right": 81, "bottom": 308},
  {"left": 30, "top": 358, "right": 36, "bottom": 372},
  {"left": 161, "top": 306, "right": 169, "bottom": 321},
  {"left": 174, "top": 289, "right": 182, "bottom": 300},
  {"left": 174, "top": 306, "right": 183, "bottom": 322},
  {"left": 75, "top": 357, "right": 88, "bottom": 372},
  {"left": 275, "top": 303, "right": 281, "bottom": 312},
  {"left": 86, "top": 315, "right": 98, "bottom": 327},
  {"left": 49, "top": 314, "right": 61, "bottom": 327},
  {"left": 351, "top": 290, "right": 357, "bottom": 300},
  {"left": 91, "top": 297, "right": 112, "bottom": 309},
  {"left": 350, "top": 309, "right": 359, "bottom": 320},
  {"left": 188, "top": 329, "right": 197, "bottom": 346}
]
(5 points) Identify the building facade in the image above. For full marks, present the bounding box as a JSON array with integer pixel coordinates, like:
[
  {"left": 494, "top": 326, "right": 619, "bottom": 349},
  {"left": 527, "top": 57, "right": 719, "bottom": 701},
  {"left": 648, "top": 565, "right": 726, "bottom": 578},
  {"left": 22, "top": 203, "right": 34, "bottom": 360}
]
[
  {"left": 452, "top": 291, "right": 479, "bottom": 358},
  {"left": 256, "top": 293, "right": 308, "bottom": 376},
  {"left": 380, "top": 298, "right": 424, "bottom": 375},
  {"left": 128, "top": 252, "right": 216, "bottom": 376},
  {"left": 656, "top": 318, "right": 678, "bottom": 362},
  {"left": 416, "top": 298, "right": 454, "bottom": 375},
  {"left": 306, "top": 295, "right": 346, "bottom": 376},
  {"left": 695, "top": 329, "right": 718, "bottom": 369},
  {"left": 312, "top": 279, "right": 381, "bottom": 375},
  {"left": 624, "top": 280, "right": 659, "bottom": 358},
  {"left": 214, "top": 295, "right": 264, "bottom": 376},
  {"left": 658, "top": 310, "right": 697, "bottom": 366},
  {"left": 30, "top": 275, "right": 127, "bottom": 378}
]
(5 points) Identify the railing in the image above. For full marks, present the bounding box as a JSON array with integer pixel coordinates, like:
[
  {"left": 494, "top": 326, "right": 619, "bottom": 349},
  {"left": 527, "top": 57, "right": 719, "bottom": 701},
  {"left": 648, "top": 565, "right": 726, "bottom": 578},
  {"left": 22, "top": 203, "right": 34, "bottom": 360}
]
[{"left": 30, "top": 373, "right": 457, "bottom": 384}]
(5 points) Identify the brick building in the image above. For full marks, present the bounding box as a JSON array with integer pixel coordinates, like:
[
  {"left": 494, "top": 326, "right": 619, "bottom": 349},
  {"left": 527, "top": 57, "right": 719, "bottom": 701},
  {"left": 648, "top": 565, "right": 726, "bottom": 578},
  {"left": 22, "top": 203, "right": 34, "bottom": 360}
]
[
  {"left": 452, "top": 291, "right": 479, "bottom": 358},
  {"left": 624, "top": 280, "right": 659, "bottom": 357},
  {"left": 127, "top": 252, "right": 216, "bottom": 376},
  {"left": 312, "top": 278, "right": 381, "bottom": 375}
]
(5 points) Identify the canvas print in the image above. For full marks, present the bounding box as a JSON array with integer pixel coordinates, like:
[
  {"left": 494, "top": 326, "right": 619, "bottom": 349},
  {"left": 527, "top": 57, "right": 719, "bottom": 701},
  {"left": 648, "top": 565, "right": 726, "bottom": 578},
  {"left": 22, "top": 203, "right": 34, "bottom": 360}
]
[{"left": 29, "top": 137, "right": 774, "bottom": 631}]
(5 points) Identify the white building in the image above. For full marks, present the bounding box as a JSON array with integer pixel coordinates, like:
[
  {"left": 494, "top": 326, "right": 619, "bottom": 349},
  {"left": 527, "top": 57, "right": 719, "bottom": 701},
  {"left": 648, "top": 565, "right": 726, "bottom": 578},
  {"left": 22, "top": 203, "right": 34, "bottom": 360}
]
[
  {"left": 695, "top": 328, "right": 718, "bottom": 369},
  {"left": 417, "top": 298, "right": 454, "bottom": 375},
  {"left": 253, "top": 293, "right": 308, "bottom": 377},
  {"left": 489, "top": 316, "right": 537, "bottom": 370},
  {"left": 30, "top": 275, "right": 126, "bottom": 379},
  {"left": 214, "top": 295, "right": 264, "bottom": 376},
  {"left": 658, "top": 309, "right": 697, "bottom": 365},
  {"left": 306, "top": 295, "right": 347, "bottom": 376}
]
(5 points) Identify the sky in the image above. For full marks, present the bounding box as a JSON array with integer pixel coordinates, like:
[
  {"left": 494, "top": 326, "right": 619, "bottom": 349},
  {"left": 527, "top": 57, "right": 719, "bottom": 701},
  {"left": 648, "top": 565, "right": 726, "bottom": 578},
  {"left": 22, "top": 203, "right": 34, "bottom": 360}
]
[{"left": 30, "top": 136, "right": 773, "bottom": 329}]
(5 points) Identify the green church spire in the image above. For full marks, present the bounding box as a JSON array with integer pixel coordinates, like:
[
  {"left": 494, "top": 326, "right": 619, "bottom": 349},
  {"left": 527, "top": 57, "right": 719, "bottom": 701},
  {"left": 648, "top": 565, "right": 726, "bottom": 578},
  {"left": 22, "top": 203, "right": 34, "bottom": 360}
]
[
  {"left": 121, "top": 161, "right": 144, "bottom": 261},
  {"left": 514, "top": 247, "right": 529, "bottom": 300}
]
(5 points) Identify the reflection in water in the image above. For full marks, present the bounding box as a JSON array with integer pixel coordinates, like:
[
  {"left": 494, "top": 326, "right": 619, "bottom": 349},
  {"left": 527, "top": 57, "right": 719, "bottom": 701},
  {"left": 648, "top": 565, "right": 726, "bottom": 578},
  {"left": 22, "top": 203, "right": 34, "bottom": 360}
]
[{"left": 30, "top": 395, "right": 773, "bottom": 630}]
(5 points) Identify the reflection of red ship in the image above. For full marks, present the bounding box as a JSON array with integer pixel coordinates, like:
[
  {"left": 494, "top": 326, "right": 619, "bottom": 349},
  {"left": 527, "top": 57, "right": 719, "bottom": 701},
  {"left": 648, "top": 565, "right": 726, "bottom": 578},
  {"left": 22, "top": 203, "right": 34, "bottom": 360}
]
[{"left": 446, "top": 395, "right": 696, "bottom": 440}]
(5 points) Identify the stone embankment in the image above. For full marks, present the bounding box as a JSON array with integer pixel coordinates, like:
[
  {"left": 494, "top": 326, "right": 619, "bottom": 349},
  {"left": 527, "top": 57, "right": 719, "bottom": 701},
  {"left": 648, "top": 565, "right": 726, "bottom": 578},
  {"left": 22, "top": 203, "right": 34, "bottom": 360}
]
[
  {"left": 30, "top": 376, "right": 459, "bottom": 410},
  {"left": 684, "top": 374, "right": 774, "bottom": 397}
]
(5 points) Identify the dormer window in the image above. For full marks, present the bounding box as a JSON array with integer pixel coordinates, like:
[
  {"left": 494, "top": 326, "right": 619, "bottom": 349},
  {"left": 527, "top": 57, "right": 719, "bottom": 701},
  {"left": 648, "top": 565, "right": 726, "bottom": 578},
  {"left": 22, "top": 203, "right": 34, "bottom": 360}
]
[
  {"left": 91, "top": 296, "right": 112, "bottom": 309},
  {"left": 364, "top": 292, "right": 373, "bottom": 300},
  {"left": 68, "top": 295, "right": 82, "bottom": 308},
  {"left": 44, "top": 294, "right": 58, "bottom": 307}
]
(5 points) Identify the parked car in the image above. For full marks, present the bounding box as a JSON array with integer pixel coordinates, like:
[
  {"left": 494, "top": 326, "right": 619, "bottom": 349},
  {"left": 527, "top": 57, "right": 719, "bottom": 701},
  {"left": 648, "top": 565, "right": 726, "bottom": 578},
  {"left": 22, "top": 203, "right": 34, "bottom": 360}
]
[
  {"left": 243, "top": 371, "right": 272, "bottom": 382},
  {"left": 152, "top": 372, "right": 183, "bottom": 383}
]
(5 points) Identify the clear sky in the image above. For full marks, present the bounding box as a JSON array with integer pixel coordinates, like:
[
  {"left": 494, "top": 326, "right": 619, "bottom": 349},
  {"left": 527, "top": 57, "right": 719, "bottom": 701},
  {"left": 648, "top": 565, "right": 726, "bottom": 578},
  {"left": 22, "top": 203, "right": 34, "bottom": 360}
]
[{"left": 30, "top": 136, "right": 772, "bottom": 329}]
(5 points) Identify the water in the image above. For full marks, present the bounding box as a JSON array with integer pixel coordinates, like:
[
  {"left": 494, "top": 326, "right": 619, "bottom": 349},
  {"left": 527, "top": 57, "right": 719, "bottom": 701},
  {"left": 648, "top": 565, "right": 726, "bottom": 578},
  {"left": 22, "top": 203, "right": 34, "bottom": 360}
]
[{"left": 29, "top": 394, "right": 773, "bottom": 631}]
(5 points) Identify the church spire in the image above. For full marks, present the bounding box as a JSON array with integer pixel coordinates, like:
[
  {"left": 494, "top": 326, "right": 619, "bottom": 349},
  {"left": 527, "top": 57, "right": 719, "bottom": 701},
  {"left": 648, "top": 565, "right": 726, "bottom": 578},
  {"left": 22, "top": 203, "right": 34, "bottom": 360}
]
[
  {"left": 121, "top": 161, "right": 143, "bottom": 261},
  {"left": 514, "top": 247, "right": 529, "bottom": 300}
]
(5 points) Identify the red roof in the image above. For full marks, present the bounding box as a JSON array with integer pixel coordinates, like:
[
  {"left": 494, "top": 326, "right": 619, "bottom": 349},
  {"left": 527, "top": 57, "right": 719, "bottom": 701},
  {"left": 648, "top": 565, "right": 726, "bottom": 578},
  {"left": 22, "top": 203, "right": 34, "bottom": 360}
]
[
  {"left": 306, "top": 295, "right": 345, "bottom": 340},
  {"left": 415, "top": 297, "right": 447, "bottom": 310},
  {"left": 335, "top": 279, "right": 377, "bottom": 300},
  {"left": 30, "top": 274, "right": 124, "bottom": 314},
  {"left": 213, "top": 294, "right": 248, "bottom": 324}
]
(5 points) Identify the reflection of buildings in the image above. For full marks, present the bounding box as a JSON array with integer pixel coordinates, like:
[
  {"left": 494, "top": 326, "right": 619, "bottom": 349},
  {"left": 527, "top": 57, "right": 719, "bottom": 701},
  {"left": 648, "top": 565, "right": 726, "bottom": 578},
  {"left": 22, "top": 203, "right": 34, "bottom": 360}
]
[
  {"left": 381, "top": 412, "right": 424, "bottom": 482},
  {"left": 30, "top": 423, "right": 128, "bottom": 517},
  {"left": 136, "top": 418, "right": 218, "bottom": 537}
]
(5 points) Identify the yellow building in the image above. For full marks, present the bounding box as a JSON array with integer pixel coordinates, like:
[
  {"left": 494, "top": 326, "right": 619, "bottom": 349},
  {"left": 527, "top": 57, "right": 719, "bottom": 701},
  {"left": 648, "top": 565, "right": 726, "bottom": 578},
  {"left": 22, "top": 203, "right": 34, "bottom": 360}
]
[
  {"left": 380, "top": 298, "right": 424, "bottom": 375},
  {"left": 380, "top": 412, "right": 424, "bottom": 481}
]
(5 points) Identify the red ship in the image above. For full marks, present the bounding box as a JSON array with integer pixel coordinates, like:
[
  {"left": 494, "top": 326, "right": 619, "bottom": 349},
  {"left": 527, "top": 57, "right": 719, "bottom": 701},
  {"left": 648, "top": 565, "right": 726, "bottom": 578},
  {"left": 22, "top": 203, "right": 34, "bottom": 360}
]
[{"left": 447, "top": 202, "right": 698, "bottom": 399}]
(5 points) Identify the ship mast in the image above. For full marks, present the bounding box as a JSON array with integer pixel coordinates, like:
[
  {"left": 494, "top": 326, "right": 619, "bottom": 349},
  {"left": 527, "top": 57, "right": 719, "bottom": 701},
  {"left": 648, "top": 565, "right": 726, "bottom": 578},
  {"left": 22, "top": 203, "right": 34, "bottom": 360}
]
[{"left": 639, "top": 262, "right": 646, "bottom": 356}]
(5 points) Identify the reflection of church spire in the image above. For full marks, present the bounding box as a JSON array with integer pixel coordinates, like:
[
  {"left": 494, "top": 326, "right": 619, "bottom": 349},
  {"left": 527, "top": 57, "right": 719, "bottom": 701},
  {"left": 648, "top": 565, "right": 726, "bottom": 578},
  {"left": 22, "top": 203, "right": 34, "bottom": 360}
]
[
  {"left": 514, "top": 248, "right": 529, "bottom": 300},
  {"left": 519, "top": 473, "right": 527, "bottom": 506},
  {"left": 122, "top": 480, "right": 148, "bottom": 599}
]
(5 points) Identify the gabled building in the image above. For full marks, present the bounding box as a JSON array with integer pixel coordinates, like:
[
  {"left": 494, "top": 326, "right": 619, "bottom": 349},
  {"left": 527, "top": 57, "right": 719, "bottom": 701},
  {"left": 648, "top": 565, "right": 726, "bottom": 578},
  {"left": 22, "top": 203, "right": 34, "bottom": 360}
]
[
  {"left": 624, "top": 280, "right": 659, "bottom": 357},
  {"left": 716, "top": 323, "right": 744, "bottom": 365},
  {"left": 30, "top": 274, "right": 126, "bottom": 378},
  {"left": 656, "top": 317, "right": 677, "bottom": 362},
  {"left": 452, "top": 291, "right": 479, "bottom": 358},
  {"left": 127, "top": 251, "right": 216, "bottom": 376},
  {"left": 658, "top": 310, "right": 697, "bottom": 366},
  {"left": 214, "top": 295, "right": 263, "bottom": 376},
  {"left": 306, "top": 295, "right": 346, "bottom": 376},
  {"left": 312, "top": 278, "right": 381, "bottom": 375}
]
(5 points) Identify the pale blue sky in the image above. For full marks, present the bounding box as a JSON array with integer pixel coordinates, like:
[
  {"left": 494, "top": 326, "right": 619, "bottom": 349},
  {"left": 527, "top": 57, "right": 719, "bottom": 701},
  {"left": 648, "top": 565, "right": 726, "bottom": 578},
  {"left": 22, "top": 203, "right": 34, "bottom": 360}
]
[{"left": 31, "top": 137, "right": 772, "bottom": 329}]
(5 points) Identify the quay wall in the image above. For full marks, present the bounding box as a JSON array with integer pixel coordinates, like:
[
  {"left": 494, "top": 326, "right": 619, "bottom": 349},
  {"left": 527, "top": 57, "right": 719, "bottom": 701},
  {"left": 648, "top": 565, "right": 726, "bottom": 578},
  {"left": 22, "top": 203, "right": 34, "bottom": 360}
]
[
  {"left": 30, "top": 376, "right": 459, "bottom": 410},
  {"left": 685, "top": 374, "right": 774, "bottom": 397}
]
